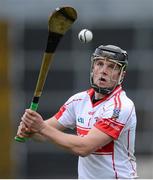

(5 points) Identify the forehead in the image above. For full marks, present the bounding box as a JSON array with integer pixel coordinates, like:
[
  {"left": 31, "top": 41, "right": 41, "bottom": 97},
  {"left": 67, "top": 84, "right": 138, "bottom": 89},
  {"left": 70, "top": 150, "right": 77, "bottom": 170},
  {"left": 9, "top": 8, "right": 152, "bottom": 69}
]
[{"left": 93, "top": 57, "right": 122, "bottom": 66}]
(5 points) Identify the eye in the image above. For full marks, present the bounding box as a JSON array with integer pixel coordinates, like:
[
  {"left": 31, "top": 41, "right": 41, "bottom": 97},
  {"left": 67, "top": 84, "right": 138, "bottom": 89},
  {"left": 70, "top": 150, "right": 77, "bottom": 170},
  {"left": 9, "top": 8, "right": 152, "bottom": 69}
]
[
  {"left": 108, "top": 64, "right": 115, "bottom": 69},
  {"left": 96, "top": 61, "right": 104, "bottom": 67}
]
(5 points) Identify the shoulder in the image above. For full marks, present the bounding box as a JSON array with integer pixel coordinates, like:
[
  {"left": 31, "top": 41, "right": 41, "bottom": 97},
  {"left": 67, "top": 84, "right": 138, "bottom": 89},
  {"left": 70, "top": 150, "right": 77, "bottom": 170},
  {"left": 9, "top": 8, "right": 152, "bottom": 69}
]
[
  {"left": 73, "top": 89, "right": 88, "bottom": 97},
  {"left": 105, "top": 90, "right": 135, "bottom": 120},
  {"left": 116, "top": 91, "right": 136, "bottom": 123},
  {"left": 107, "top": 90, "right": 134, "bottom": 111},
  {"left": 119, "top": 91, "right": 135, "bottom": 111},
  {"left": 65, "top": 89, "right": 90, "bottom": 104}
]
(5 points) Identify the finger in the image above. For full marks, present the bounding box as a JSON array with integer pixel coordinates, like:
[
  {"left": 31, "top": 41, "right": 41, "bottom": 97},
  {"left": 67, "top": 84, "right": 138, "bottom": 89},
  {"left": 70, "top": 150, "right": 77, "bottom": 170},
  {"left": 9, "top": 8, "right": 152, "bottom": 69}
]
[
  {"left": 17, "top": 129, "right": 32, "bottom": 137},
  {"left": 22, "top": 117, "right": 31, "bottom": 127},
  {"left": 26, "top": 109, "right": 42, "bottom": 120},
  {"left": 18, "top": 122, "right": 29, "bottom": 135},
  {"left": 21, "top": 118, "right": 34, "bottom": 132},
  {"left": 17, "top": 131, "right": 30, "bottom": 138},
  {"left": 18, "top": 122, "right": 25, "bottom": 132},
  {"left": 17, "top": 125, "right": 27, "bottom": 137},
  {"left": 20, "top": 121, "right": 28, "bottom": 128},
  {"left": 25, "top": 113, "right": 41, "bottom": 126},
  {"left": 25, "top": 109, "right": 38, "bottom": 116},
  {"left": 19, "top": 121, "right": 25, "bottom": 130},
  {"left": 23, "top": 112, "right": 34, "bottom": 120},
  {"left": 21, "top": 124, "right": 31, "bottom": 133},
  {"left": 22, "top": 112, "right": 36, "bottom": 124}
]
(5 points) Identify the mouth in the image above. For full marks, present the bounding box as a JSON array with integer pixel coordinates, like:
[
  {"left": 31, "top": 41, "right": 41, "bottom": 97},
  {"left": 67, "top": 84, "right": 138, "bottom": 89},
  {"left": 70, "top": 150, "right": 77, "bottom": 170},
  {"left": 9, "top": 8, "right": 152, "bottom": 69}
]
[
  {"left": 99, "top": 77, "right": 107, "bottom": 82},
  {"left": 95, "top": 77, "right": 107, "bottom": 86}
]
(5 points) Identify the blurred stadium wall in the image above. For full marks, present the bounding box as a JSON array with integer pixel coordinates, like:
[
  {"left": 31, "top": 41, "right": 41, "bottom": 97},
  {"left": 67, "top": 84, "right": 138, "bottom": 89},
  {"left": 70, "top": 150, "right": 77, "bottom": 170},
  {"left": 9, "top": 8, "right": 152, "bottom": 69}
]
[
  {"left": 0, "top": 21, "right": 12, "bottom": 178},
  {"left": 0, "top": 0, "right": 153, "bottom": 179}
]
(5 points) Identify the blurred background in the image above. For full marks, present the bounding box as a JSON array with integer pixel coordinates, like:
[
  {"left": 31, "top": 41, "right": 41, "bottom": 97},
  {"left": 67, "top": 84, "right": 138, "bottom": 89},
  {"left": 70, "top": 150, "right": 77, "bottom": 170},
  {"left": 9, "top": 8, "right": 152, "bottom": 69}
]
[{"left": 0, "top": 0, "right": 153, "bottom": 178}]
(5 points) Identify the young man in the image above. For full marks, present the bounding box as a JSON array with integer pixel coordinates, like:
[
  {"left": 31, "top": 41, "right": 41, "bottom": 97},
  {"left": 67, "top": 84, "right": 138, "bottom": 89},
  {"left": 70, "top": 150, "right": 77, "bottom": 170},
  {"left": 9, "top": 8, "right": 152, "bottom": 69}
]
[{"left": 17, "top": 45, "right": 137, "bottom": 179}]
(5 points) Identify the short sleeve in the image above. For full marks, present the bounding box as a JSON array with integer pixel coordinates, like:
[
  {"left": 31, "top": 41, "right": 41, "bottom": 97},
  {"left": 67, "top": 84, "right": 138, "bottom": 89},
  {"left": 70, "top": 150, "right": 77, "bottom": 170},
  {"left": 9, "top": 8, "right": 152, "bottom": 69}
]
[{"left": 54, "top": 95, "right": 76, "bottom": 129}]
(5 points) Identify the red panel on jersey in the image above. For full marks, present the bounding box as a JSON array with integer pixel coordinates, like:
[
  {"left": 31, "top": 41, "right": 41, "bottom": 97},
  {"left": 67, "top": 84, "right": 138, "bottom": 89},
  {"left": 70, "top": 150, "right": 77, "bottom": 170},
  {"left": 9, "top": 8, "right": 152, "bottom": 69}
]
[
  {"left": 94, "top": 141, "right": 114, "bottom": 154},
  {"left": 54, "top": 105, "right": 66, "bottom": 120},
  {"left": 77, "top": 126, "right": 90, "bottom": 136},
  {"left": 94, "top": 118, "right": 124, "bottom": 139}
]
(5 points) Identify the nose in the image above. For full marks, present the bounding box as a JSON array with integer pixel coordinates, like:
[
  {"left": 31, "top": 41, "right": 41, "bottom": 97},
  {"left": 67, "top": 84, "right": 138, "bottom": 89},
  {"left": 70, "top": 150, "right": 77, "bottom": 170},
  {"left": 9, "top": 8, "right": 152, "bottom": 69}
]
[{"left": 100, "top": 64, "right": 108, "bottom": 75}]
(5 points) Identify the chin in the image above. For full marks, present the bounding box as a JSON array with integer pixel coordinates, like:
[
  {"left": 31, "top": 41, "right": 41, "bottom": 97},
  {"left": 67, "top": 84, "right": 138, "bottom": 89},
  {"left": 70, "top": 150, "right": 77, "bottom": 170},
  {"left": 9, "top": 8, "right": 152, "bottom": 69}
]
[
  {"left": 97, "top": 84, "right": 112, "bottom": 89},
  {"left": 98, "top": 83, "right": 108, "bottom": 87}
]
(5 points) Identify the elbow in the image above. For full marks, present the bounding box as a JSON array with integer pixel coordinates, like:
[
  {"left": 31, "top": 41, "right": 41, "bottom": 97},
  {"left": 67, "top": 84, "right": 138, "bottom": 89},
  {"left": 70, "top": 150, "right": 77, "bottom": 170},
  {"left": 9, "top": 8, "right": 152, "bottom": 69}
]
[
  {"left": 74, "top": 147, "right": 93, "bottom": 157},
  {"left": 71, "top": 138, "right": 97, "bottom": 157},
  {"left": 79, "top": 152, "right": 90, "bottom": 157}
]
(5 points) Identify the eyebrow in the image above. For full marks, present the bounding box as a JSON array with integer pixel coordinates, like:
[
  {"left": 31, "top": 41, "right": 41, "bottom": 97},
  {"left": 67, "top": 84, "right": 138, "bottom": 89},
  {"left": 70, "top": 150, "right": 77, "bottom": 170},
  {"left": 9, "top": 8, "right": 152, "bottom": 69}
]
[{"left": 94, "top": 57, "right": 122, "bottom": 66}]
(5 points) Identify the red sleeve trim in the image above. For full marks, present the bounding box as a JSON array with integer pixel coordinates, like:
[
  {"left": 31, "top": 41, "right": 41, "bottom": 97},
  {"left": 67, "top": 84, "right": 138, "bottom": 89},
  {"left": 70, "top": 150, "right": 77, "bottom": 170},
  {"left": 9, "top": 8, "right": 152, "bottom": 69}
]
[
  {"left": 94, "top": 118, "right": 124, "bottom": 140},
  {"left": 54, "top": 105, "right": 66, "bottom": 120}
]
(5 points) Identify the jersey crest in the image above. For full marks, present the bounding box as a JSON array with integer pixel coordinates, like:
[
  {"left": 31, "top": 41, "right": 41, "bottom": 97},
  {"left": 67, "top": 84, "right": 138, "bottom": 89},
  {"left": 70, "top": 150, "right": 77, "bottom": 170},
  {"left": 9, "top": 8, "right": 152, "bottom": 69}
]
[{"left": 112, "top": 107, "right": 120, "bottom": 118}]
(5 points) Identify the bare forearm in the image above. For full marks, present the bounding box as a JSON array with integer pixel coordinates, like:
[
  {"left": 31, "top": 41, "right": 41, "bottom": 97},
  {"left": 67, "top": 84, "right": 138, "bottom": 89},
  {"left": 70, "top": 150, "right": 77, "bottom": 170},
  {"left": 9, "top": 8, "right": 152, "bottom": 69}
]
[
  {"left": 21, "top": 109, "right": 112, "bottom": 155},
  {"left": 39, "top": 125, "right": 93, "bottom": 156},
  {"left": 31, "top": 117, "right": 65, "bottom": 142}
]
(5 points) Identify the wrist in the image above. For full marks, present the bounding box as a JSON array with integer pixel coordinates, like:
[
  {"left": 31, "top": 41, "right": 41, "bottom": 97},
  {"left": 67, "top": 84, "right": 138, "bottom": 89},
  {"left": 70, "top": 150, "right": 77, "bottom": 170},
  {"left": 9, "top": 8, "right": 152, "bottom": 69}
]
[{"left": 38, "top": 123, "right": 50, "bottom": 135}]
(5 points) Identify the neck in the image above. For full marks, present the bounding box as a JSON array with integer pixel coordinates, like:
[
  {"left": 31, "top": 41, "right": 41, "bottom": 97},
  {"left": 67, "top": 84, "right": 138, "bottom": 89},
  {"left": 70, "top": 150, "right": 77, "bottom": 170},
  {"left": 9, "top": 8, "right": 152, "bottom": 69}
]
[
  {"left": 94, "top": 92, "right": 106, "bottom": 100},
  {"left": 93, "top": 84, "right": 121, "bottom": 100}
]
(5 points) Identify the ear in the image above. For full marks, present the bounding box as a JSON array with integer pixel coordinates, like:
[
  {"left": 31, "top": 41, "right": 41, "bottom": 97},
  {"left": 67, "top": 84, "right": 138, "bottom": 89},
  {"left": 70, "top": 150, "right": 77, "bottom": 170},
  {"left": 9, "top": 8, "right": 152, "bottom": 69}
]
[
  {"left": 118, "top": 70, "right": 126, "bottom": 85},
  {"left": 120, "top": 71, "right": 126, "bottom": 82},
  {"left": 90, "top": 72, "right": 93, "bottom": 77}
]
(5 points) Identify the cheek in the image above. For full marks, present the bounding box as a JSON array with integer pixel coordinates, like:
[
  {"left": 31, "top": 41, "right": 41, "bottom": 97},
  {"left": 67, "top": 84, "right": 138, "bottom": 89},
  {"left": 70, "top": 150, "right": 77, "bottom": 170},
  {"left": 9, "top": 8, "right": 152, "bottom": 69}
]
[
  {"left": 111, "top": 71, "right": 120, "bottom": 80},
  {"left": 93, "top": 67, "right": 99, "bottom": 75},
  {"left": 93, "top": 70, "right": 99, "bottom": 78}
]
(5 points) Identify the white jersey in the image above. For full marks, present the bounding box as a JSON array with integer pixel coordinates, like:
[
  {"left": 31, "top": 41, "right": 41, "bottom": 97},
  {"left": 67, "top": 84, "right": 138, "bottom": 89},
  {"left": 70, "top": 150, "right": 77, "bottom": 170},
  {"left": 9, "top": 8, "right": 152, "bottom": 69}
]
[{"left": 54, "top": 85, "right": 137, "bottom": 179}]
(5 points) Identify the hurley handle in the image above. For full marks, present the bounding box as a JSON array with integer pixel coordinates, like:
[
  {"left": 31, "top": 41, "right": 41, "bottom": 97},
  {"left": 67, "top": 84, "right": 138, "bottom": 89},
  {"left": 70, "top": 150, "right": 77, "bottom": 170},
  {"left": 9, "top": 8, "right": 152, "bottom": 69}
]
[{"left": 14, "top": 100, "right": 39, "bottom": 142}]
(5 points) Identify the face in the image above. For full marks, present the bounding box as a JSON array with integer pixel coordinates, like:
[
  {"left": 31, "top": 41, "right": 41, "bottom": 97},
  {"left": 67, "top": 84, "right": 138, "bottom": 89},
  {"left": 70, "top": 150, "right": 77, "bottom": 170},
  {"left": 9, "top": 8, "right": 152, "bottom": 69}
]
[{"left": 92, "top": 57, "right": 123, "bottom": 90}]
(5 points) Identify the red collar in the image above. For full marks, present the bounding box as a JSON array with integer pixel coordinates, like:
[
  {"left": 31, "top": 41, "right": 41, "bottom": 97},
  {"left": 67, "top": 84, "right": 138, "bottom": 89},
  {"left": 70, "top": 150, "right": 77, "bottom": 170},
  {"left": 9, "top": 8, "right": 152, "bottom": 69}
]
[{"left": 87, "top": 85, "right": 122, "bottom": 107}]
